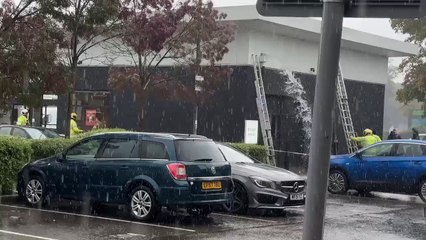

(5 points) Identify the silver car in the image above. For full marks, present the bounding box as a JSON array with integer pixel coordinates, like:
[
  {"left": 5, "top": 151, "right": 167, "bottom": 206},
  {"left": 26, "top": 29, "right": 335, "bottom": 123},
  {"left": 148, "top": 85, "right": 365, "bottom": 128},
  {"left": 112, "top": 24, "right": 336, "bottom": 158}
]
[
  {"left": 217, "top": 143, "right": 306, "bottom": 214},
  {"left": 0, "top": 125, "right": 61, "bottom": 139}
]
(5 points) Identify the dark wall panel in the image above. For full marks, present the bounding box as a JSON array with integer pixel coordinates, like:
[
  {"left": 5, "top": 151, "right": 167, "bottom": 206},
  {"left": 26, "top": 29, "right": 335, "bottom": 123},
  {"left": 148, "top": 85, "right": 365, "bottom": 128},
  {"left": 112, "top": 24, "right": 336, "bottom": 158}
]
[
  {"left": 296, "top": 71, "right": 385, "bottom": 154},
  {"left": 198, "top": 66, "right": 259, "bottom": 142},
  {"left": 56, "top": 66, "right": 384, "bottom": 162}
]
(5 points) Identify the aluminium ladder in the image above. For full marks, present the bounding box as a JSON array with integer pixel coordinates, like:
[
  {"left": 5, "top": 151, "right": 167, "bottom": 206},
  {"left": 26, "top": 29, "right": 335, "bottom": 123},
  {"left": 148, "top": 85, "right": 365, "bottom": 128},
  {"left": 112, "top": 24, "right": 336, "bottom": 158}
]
[
  {"left": 252, "top": 54, "right": 276, "bottom": 166},
  {"left": 336, "top": 65, "right": 358, "bottom": 153}
]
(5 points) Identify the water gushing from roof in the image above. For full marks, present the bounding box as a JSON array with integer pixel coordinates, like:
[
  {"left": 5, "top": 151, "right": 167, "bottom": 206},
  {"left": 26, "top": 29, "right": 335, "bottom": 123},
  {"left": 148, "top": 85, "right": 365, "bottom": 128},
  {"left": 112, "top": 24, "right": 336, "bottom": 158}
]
[{"left": 281, "top": 70, "right": 312, "bottom": 151}]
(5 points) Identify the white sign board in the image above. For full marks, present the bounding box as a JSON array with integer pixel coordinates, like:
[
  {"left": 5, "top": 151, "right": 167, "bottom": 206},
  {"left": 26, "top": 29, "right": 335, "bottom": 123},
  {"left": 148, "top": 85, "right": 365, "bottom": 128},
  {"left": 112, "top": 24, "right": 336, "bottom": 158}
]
[
  {"left": 43, "top": 94, "right": 58, "bottom": 100},
  {"left": 244, "top": 120, "right": 259, "bottom": 144}
]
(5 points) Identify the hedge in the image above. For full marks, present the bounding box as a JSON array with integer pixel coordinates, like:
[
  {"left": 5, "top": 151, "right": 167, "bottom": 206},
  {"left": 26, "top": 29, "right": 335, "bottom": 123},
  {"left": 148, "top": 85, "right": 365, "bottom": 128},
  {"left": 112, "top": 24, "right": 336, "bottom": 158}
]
[
  {"left": 31, "top": 128, "right": 126, "bottom": 160},
  {"left": 229, "top": 143, "right": 268, "bottom": 164},
  {"left": 74, "top": 128, "right": 127, "bottom": 140},
  {"left": 0, "top": 137, "right": 32, "bottom": 194},
  {"left": 0, "top": 128, "right": 126, "bottom": 194},
  {"left": 31, "top": 138, "right": 75, "bottom": 160},
  {"left": 0, "top": 129, "right": 266, "bottom": 194}
]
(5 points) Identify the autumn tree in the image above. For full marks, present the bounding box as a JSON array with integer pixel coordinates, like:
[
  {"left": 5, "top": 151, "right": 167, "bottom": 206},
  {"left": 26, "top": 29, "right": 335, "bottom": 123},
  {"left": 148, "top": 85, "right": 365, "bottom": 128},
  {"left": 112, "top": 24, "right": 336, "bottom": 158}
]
[
  {"left": 39, "top": 0, "right": 122, "bottom": 136},
  {"left": 0, "top": 0, "right": 39, "bottom": 34},
  {"left": 107, "top": 0, "right": 235, "bottom": 128},
  {"left": 390, "top": 18, "right": 426, "bottom": 108},
  {"left": 0, "top": 0, "right": 66, "bottom": 117}
]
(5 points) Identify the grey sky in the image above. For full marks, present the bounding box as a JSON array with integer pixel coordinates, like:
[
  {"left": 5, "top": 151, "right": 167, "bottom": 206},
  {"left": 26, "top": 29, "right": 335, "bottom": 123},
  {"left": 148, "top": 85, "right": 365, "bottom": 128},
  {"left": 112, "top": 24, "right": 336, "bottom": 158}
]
[{"left": 212, "top": 0, "right": 407, "bottom": 41}]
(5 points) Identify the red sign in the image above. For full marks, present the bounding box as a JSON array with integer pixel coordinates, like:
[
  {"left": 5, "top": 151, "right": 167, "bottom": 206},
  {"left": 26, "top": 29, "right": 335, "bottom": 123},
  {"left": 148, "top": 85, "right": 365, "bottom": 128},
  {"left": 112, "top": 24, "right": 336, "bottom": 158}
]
[{"left": 85, "top": 109, "right": 96, "bottom": 127}]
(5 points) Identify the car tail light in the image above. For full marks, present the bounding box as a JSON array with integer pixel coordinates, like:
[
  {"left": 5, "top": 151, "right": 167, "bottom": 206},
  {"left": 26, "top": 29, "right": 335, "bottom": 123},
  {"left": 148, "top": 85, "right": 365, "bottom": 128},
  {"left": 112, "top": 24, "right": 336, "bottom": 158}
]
[{"left": 167, "top": 163, "right": 187, "bottom": 181}]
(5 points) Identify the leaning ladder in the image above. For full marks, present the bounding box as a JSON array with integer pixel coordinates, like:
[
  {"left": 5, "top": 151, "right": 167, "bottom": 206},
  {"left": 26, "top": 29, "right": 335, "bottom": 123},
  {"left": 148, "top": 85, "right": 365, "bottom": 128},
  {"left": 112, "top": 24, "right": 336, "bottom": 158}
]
[
  {"left": 336, "top": 65, "right": 358, "bottom": 153},
  {"left": 252, "top": 54, "right": 276, "bottom": 166}
]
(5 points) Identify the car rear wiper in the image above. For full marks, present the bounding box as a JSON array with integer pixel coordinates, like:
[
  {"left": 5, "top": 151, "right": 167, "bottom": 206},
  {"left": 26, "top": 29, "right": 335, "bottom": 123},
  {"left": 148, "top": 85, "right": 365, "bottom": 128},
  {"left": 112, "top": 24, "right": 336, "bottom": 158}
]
[{"left": 193, "top": 158, "right": 213, "bottom": 162}]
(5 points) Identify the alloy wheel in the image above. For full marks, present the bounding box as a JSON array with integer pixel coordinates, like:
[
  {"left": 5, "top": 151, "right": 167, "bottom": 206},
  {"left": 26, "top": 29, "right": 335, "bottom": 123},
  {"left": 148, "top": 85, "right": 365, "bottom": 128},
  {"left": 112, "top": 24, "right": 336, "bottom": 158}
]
[
  {"left": 328, "top": 172, "right": 346, "bottom": 193},
  {"left": 131, "top": 190, "right": 152, "bottom": 218},
  {"left": 420, "top": 181, "right": 426, "bottom": 202},
  {"left": 25, "top": 179, "right": 43, "bottom": 204},
  {"left": 224, "top": 183, "right": 247, "bottom": 213}
]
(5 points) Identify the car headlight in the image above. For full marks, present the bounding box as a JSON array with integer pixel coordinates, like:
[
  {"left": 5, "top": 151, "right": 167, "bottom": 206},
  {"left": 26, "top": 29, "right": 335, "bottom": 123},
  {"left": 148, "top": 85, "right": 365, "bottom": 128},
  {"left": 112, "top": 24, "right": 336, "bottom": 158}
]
[{"left": 250, "top": 176, "right": 274, "bottom": 189}]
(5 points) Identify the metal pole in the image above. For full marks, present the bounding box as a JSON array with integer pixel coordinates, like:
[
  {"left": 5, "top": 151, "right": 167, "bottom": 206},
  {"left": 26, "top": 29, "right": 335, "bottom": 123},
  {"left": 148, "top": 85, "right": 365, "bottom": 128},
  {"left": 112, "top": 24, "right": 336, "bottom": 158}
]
[
  {"left": 193, "top": 0, "right": 202, "bottom": 135},
  {"left": 302, "top": 1, "right": 344, "bottom": 240},
  {"left": 193, "top": 105, "right": 198, "bottom": 134},
  {"left": 65, "top": 91, "right": 72, "bottom": 138}
]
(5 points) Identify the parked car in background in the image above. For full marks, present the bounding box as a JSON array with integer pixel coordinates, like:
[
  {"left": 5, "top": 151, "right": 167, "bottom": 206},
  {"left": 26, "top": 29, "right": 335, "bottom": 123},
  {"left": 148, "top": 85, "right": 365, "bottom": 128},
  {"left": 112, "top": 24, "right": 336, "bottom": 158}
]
[
  {"left": 329, "top": 140, "right": 426, "bottom": 202},
  {"left": 17, "top": 132, "right": 233, "bottom": 221},
  {"left": 34, "top": 127, "right": 62, "bottom": 138},
  {"left": 217, "top": 143, "right": 306, "bottom": 214},
  {"left": 0, "top": 125, "right": 61, "bottom": 139}
]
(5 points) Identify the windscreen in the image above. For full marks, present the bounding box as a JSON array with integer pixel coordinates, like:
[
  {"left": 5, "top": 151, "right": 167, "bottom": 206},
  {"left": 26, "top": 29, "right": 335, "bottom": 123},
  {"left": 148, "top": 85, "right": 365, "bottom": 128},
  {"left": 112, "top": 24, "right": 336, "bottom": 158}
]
[
  {"left": 40, "top": 129, "right": 61, "bottom": 138},
  {"left": 218, "top": 144, "right": 255, "bottom": 163},
  {"left": 175, "top": 140, "right": 226, "bottom": 162},
  {"left": 25, "top": 128, "right": 47, "bottom": 139}
]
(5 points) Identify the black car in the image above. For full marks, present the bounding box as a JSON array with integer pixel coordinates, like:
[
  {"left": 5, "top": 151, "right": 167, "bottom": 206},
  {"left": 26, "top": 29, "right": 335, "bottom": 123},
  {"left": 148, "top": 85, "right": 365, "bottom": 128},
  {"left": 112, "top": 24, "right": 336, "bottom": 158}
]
[
  {"left": 0, "top": 125, "right": 61, "bottom": 139},
  {"left": 218, "top": 143, "right": 306, "bottom": 214},
  {"left": 17, "top": 132, "right": 233, "bottom": 221}
]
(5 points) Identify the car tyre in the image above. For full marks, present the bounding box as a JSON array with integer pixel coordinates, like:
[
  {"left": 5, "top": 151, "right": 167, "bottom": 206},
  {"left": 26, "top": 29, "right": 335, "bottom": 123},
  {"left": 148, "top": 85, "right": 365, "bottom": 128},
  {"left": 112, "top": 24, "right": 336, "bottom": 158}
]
[
  {"left": 271, "top": 209, "right": 287, "bottom": 217},
  {"left": 223, "top": 182, "right": 248, "bottom": 214},
  {"left": 189, "top": 206, "right": 212, "bottom": 217},
  {"left": 419, "top": 179, "right": 426, "bottom": 203},
  {"left": 23, "top": 176, "right": 46, "bottom": 208},
  {"left": 356, "top": 188, "right": 370, "bottom": 196},
  {"left": 328, "top": 170, "right": 348, "bottom": 194},
  {"left": 128, "top": 186, "right": 158, "bottom": 222}
]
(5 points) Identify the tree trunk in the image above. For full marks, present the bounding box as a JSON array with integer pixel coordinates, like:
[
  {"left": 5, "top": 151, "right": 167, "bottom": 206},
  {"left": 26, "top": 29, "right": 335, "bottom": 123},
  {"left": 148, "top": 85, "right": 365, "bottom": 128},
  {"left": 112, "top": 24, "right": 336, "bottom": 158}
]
[
  {"left": 65, "top": 68, "right": 77, "bottom": 138},
  {"left": 137, "top": 91, "right": 149, "bottom": 131},
  {"left": 138, "top": 104, "right": 145, "bottom": 131},
  {"left": 65, "top": 91, "right": 72, "bottom": 137}
]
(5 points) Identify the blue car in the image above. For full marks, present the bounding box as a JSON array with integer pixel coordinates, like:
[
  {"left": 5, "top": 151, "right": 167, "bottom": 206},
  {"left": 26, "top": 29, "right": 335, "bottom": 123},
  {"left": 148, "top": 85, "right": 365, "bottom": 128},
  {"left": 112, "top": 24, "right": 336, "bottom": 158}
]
[{"left": 328, "top": 140, "right": 426, "bottom": 203}]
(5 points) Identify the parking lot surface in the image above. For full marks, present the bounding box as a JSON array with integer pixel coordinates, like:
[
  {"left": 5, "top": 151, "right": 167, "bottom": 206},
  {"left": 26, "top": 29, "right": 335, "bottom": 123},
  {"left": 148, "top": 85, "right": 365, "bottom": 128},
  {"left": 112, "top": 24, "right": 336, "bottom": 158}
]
[{"left": 0, "top": 192, "right": 425, "bottom": 240}]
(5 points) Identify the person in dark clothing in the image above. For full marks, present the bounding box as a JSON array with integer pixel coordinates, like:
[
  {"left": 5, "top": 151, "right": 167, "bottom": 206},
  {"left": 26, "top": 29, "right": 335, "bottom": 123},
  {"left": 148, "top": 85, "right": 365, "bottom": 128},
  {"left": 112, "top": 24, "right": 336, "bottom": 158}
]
[
  {"left": 412, "top": 128, "right": 420, "bottom": 140},
  {"left": 388, "top": 129, "right": 402, "bottom": 140}
]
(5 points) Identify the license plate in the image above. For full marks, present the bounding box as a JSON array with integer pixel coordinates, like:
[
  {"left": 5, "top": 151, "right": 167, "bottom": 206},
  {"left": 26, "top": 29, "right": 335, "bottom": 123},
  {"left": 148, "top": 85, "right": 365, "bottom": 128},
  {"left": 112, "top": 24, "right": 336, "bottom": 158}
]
[
  {"left": 202, "top": 181, "right": 222, "bottom": 190},
  {"left": 290, "top": 193, "right": 305, "bottom": 201}
]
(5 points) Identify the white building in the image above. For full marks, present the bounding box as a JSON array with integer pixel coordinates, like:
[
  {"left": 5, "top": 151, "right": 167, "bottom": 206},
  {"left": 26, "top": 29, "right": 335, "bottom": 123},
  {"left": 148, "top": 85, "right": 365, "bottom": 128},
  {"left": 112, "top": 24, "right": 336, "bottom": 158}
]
[{"left": 218, "top": 5, "right": 417, "bottom": 85}]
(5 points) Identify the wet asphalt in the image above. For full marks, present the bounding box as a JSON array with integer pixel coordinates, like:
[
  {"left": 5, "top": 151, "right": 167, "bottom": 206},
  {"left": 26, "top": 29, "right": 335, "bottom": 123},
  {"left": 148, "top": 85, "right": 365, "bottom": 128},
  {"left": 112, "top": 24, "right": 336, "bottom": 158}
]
[{"left": 0, "top": 192, "right": 424, "bottom": 240}]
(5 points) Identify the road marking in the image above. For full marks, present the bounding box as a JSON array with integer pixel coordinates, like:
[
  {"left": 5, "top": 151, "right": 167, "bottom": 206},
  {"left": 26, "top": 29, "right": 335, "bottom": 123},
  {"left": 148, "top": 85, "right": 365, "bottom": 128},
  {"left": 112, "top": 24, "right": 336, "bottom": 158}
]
[
  {"left": 211, "top": 213, "right": 278, "bottom": 223},
  {"left": 109, "top": 233, "right": 146, "bottom": 239},
  {"left": 0, "top": 229, "right": 58, "bottom": 240},
  {"left": 0, "top": 204, "right": 195, "bottom": 233}
]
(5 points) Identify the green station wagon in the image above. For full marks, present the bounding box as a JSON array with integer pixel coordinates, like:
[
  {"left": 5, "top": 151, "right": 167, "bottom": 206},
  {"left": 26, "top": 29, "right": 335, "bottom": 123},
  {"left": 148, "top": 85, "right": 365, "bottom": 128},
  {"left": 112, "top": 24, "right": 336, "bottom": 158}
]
[{"left": 17, "top": 132, "right": 233, "bottom": 221}]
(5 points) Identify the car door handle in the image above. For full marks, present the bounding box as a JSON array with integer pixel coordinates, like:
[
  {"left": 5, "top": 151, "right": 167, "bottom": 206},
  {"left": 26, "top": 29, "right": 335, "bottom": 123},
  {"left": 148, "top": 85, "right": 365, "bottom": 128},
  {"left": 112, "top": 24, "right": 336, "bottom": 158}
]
[
  {"left": 120, "top": 166, "right": 129, "bottom": 169},
  {"left": 414, "top": 161, "right": 421, "bottom": 165},
  {"left": 81, "top": 165, "right": 89, "bottom": 169}
]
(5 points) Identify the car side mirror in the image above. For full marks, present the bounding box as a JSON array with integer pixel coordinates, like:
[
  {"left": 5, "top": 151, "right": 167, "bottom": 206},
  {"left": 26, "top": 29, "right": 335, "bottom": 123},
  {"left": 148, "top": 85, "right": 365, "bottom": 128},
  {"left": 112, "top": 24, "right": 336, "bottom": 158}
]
[
  {"left": 56, "top": 152, "right": 65, "bottom": 162},
  {"left": 354, "top": 151, "right": 362, "bottom": 159}
]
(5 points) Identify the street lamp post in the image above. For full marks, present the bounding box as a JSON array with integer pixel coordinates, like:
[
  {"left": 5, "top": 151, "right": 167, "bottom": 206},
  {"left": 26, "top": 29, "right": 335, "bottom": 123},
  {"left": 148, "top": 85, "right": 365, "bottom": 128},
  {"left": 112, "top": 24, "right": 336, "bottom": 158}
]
[
  {"left": 193, "top": 75, "right": 204, "bottom": 134},
  {"left": 193, "top": 0, "right": 203, "bottom": 135}
]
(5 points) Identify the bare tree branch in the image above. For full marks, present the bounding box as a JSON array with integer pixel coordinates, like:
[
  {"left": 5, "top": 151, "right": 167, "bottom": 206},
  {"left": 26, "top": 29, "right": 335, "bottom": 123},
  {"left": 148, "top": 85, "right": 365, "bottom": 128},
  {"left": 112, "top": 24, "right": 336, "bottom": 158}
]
[
  {"left": 0, "top": 0, "right": 38, "bottom": 33},
  {"left": 77, "top": 33, "right": 122, "bottom": 59},
  {"left": 76, "top": 18, "right": 121, "bottom": 57},
  {"left": 143, "top": 47, "right": 173, "bottom": 90}
]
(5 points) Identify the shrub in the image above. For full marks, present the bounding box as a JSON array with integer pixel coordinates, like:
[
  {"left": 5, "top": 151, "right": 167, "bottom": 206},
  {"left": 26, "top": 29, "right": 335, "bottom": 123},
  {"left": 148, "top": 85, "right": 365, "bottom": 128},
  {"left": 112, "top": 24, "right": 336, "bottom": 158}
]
[
  {"left": 31, "top": 128, "right": 128, "bottom": 160},
  {"left": 0, "top": 137, "right": 32, "bottom": 194},
  {"left": 229, "top": 143, "right": 268, "bottom": 164},
  {"left": 0, "top": 128, "right": 128, "bottom": 194},
  {"left": 30, "top": 138, "right": 75, "bottom": 160},
  {"left": 75, "top": 128, "right": 127, "bottom": 140}
]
